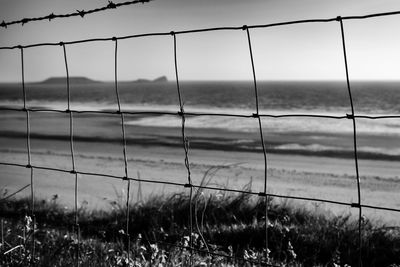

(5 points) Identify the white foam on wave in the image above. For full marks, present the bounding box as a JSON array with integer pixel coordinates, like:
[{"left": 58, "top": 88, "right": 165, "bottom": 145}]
[
  {"left": 1, "top": 100, "right": 399, "bottom": 136},
  {"left": 124, "top": 108, "right": 400, "bottom": 137},
  {"left": 276, "top": 143, "right": 341, "bottom": 151},
  {"left": 275, "top": 143, "right": 400, "bottom": 156},
  {"left": 0, "top": 100, "right": 115, "bottom": 112}
]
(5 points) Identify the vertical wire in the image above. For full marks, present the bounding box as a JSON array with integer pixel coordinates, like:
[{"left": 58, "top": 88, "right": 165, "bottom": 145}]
[
  {"left": 62, "top": 43, "right": 80, "bottom": 267},
  {"left": 20, "top": 47, "right": 30, "bottom": 164},
  {"left": 171, "top": 32, "right": 194, "bottom": 265},
  {"left": 62, "top": 44, "right": 75, "bottom": 170},
  {"left": 245, "top": 26, "right": 269, "bottom": 263},
  {"left": 26, "top": 109, "right": 32, "bottom": 167},
  {"left": 20, "top": 46, "right": 36, "bottom": 265},
  {"left": 125, "top": 178, "right": 131, "bottom": 262},
  {"left": 171, "top": 33, "right": 184, "bottom": 112},
  {"left": 29, "top": 167, "right": 35, "bottom": 266},
  {"left": 113, "top": 38, "right": 131, "bottom": 262},
  {"left": 1, "top": 219, "right": 3, "bottom": 247},
  {"left": 114, "top": 38, "right": 122, "bottom": 114},
  {"left": 114, "top": 38, "right": 129, "bottom": 178},
  {"left": 20, "top": 47, "right": 26, "bottom": 110},
  {"left": 338, "top": 17, "right": 362, "bottom": 267}
]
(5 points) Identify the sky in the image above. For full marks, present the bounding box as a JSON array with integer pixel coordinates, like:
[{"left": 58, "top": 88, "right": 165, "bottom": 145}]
[{"left": 1, "top": 0, "right": 400, "bottom": 82}]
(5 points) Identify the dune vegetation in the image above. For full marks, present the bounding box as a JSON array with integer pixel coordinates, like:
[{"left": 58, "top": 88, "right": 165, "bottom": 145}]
[{"left": 0, "top": 180, "right": 399, "bottom": 267}]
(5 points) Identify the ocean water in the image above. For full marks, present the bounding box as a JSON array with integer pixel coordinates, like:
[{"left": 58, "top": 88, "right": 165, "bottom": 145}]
[{"left": 0, "top": 80, "right": 399, "bottom": 160}]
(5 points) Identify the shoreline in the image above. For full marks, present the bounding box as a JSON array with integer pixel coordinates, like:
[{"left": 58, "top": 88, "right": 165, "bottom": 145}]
[
  {"left": 1, "top": 104, "right": 399, "bottom": 162},
  {"left": 1, "top": 129, "right": 399, "bottom": 162}
]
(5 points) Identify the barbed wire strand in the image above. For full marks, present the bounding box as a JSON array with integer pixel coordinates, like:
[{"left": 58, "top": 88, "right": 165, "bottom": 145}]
[
  {"left": 337, "top": 17, "right": 363, "bottom": 267},
  {"left": 61, "top": 42, "right": 80, "bottom": 267},
  {"left": 0, "top": 0, "right": 152, "bottom": 29},
  {"left": 113, "top": 37, "right": 132, "bottom": 262},
  {"left": 172, "top": 31, "right": 195, "bottom": 265},
  {"left": 244, "top": 25, "right": 270, "bottom": 262}
]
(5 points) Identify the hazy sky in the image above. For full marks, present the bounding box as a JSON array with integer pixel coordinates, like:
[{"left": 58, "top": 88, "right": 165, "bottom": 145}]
[{"left": 1, "top": 0, "right": 400, "bottom": 82}]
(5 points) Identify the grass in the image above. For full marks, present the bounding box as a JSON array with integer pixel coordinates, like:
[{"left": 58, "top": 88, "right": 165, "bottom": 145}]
[{"left": 0, "top": 182, "right": 400, "bottom": 266}]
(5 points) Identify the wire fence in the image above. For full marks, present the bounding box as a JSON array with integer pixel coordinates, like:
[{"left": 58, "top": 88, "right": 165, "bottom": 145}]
[{"left": 0, "top": 10, "right": 400, "bottom": 267}]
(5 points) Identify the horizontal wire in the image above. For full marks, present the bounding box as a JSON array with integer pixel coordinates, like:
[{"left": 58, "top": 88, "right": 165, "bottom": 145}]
[
  {"left": 0, "top": 0, "right": 151, "bottom": 29},
  {"left": 0, "top": 161, "right": 398, "bottom": 213},
  {"left": 1, "top": 10, "right": 400, "bottom": 50},
  {"left": 1, "top": 106, "right": 399, "bottom": 119}
]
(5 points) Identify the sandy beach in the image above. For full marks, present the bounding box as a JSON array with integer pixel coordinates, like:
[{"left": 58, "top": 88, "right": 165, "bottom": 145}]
[{"left": 1, "top": 133, "right": 399, "bottom": 226}]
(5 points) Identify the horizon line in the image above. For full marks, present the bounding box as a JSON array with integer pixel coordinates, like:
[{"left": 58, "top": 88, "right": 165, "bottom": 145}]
[{"left": 2, "top": 77, "right": 400, "bottom": 84}]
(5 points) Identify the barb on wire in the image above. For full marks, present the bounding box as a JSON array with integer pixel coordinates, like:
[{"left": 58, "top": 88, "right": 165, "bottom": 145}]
[{"left": 0, "top": 0, "right": 152, "bottom": 29}]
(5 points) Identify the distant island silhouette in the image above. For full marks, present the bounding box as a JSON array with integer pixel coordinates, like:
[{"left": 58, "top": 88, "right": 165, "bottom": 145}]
[
  {"left": 41, "top": 76, "right": 98, "bottom": 84},
  {"left": 133, "top": 76, "right": 168, "bottom": 83},
  {"left": 39, "top": 76, "right": 168, "bottom": 84}
]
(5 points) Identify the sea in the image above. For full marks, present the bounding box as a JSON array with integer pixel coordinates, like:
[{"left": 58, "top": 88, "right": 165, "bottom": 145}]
[{"left": 0, "top": 79, "right": 399, "bottom": 161}]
